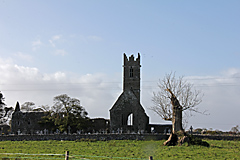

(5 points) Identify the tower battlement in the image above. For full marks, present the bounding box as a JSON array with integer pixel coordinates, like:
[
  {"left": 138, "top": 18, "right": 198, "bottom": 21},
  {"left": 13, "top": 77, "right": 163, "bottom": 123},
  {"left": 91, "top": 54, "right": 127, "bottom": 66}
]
[{"left": 123, "top": 53, "right": 141, "bottom": 66}]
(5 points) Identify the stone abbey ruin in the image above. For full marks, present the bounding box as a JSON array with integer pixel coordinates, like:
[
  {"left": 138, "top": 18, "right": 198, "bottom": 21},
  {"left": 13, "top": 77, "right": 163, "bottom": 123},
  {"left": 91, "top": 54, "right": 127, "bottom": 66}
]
[
  {"left": 9, "top": 53, "right": 171, "bottom": 135},
  {"left": 110, "top": 53, "right": 149, "bottom": 133}
]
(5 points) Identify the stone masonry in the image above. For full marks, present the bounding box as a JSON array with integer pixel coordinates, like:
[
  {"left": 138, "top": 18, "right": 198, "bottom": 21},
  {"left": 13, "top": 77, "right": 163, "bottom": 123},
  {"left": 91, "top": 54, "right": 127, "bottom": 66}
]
[
  {"left": 110, "top": 53, "right": 149, "bottom": 133},
  {"left": 11, "top": 102, "right": 49, "bottom": 135}
]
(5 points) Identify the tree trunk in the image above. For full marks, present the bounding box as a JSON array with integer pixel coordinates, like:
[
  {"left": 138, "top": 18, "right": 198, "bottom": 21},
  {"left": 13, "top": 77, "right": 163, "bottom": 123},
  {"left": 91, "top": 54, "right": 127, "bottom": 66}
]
[
  {"left": 164, "top": 106, "right": 184, "bottom": 146},
  {"left": 163, "top": 133, "right": 178, "bottom": 146},
  {"left": 164, "top": 88, "right": 185, "bottom": 146},
  {"left": 172, "top": 106, "right": 183, "bottom": 134}
]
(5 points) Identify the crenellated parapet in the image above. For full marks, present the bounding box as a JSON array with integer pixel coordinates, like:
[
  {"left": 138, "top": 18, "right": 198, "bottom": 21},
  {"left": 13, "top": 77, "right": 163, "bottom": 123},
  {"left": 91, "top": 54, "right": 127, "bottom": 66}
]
[{"left": 123, "top": 53, "right": 141, "bottom": 67}]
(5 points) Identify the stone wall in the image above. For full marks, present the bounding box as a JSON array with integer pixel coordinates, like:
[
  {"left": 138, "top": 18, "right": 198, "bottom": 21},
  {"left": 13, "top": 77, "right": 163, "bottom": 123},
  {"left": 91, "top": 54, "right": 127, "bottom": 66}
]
[
  {"left": 0, "top": 134, "right": 239, "bottom": 141},
  {"left": 0, "top": 134, "right": 168, "bottom": 141},
  {"left": 194, "top": 134, "right": 240, "bottom": 141}
]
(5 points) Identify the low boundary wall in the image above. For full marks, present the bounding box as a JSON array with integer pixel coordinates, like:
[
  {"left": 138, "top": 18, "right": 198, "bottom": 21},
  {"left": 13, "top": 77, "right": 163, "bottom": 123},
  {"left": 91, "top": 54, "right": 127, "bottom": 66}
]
[
  {"left": 0, "top": 134, "right": 169, "bottom": 141},
  {"left": 194, "top": 134, "right": 240, "bottom": 141},
  {"left": 0, "top": 134, "right": 239, "bottom": 141}
]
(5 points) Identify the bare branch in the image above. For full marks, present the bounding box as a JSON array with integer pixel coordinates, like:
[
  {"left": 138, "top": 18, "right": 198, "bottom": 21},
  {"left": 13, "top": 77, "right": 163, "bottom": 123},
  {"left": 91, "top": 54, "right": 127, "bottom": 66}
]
[{"left": 149, "top": 72, "right": 205, "bottom": 124}]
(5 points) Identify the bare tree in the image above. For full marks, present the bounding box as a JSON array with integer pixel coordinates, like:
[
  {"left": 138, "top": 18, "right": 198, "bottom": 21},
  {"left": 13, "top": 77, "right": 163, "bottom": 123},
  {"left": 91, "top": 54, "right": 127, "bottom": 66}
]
[{"left": 150, "top": 72, "right": 204, "bottom": 134}]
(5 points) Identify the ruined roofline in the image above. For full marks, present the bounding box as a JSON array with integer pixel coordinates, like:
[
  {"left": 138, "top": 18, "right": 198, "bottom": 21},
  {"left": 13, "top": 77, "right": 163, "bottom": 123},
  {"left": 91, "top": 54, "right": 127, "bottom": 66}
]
[
  {"left": 123, "top": 53, "right": 141, "bottom": 65},
  {"left": 20, "top": 111, "right": 46, "bottom": 113}
]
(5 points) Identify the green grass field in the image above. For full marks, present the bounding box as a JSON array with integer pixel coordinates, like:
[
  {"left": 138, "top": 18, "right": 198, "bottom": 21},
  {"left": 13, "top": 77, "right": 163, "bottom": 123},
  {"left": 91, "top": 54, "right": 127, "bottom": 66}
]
[{"left": 0, "top": 139, "right": 239, "bottom": 160}]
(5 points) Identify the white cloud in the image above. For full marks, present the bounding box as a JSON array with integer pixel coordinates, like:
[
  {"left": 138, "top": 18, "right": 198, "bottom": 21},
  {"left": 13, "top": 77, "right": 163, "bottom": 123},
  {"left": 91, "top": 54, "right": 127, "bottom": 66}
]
[
  {"left": 222, "top": 68, "right": 240, "bottom": 77},
  {"left": 87, "top": 35, "right": 103, "bottom": 42},
  {"left": 55, "top": 49, "right": 67, "bottom": 56},
  {"left": 49, "top": 35, "right": 62, "bottom": 47},
  {"left": 49, "top": 40, "right": 55, "bottom": 47},
  {"left": 52, "top": 35, "right": 61, "bottom": 41},
  {"left": 0, "top": 61, "right": 40, "bottom": 84},
  {"left": 14, "top": 52, "right": 33, "bottom": 62},
  {"left": 74, "top": 35, "right": 103, "bottom": 44},
  {"left": 47, "top": 34, "right": 102, "bottom": 56},
  {"left": 32, "top": 40, "right": 43, "bottom": 51},
  {"left": 48, "top": 35, "right": 68, "bottom": 56}
]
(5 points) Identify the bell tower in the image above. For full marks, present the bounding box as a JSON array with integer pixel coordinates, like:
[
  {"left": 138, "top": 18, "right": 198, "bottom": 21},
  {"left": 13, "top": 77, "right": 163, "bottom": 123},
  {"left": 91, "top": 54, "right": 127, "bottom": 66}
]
[
  {"left": 123, "top": 53, "right": 141, "bottom": 100},
  {"left": 110, "top": 53, "right": 149, "bottom": 133}
]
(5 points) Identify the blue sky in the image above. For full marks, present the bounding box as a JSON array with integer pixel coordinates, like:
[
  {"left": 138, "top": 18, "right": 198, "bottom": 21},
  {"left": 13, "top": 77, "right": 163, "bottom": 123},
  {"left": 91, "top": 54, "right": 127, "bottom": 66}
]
[{"left": 0, "top": 0, "right": 240, "bottom": 131}]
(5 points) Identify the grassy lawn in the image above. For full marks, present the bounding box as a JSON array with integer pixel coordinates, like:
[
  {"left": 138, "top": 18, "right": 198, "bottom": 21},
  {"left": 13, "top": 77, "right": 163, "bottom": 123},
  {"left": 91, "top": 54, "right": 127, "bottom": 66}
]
[{"left": 0, "top": 139, "right": 239, "bottom": 159}]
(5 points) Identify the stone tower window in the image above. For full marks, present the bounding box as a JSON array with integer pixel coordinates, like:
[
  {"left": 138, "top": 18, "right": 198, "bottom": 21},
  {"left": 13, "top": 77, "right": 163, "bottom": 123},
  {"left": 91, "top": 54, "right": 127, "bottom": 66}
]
[{"left": 129, "top": 67, "right": 133, "bottom": 78}]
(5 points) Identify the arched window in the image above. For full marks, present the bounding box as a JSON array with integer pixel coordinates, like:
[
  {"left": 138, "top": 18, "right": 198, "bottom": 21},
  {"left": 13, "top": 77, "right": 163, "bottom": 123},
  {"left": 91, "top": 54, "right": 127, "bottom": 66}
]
[
  {"left": 129, "top": 67, "right": 133, "bottom": 77},
  {"left": 127, "top": 113, "right": 133, "bottom": 126}
]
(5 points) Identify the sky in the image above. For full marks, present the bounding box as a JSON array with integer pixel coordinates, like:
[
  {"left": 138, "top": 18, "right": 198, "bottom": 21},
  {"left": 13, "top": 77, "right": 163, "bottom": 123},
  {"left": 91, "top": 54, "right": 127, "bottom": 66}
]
[{"left": 0, "top": 0, "right": 240, "bottom": 131}]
